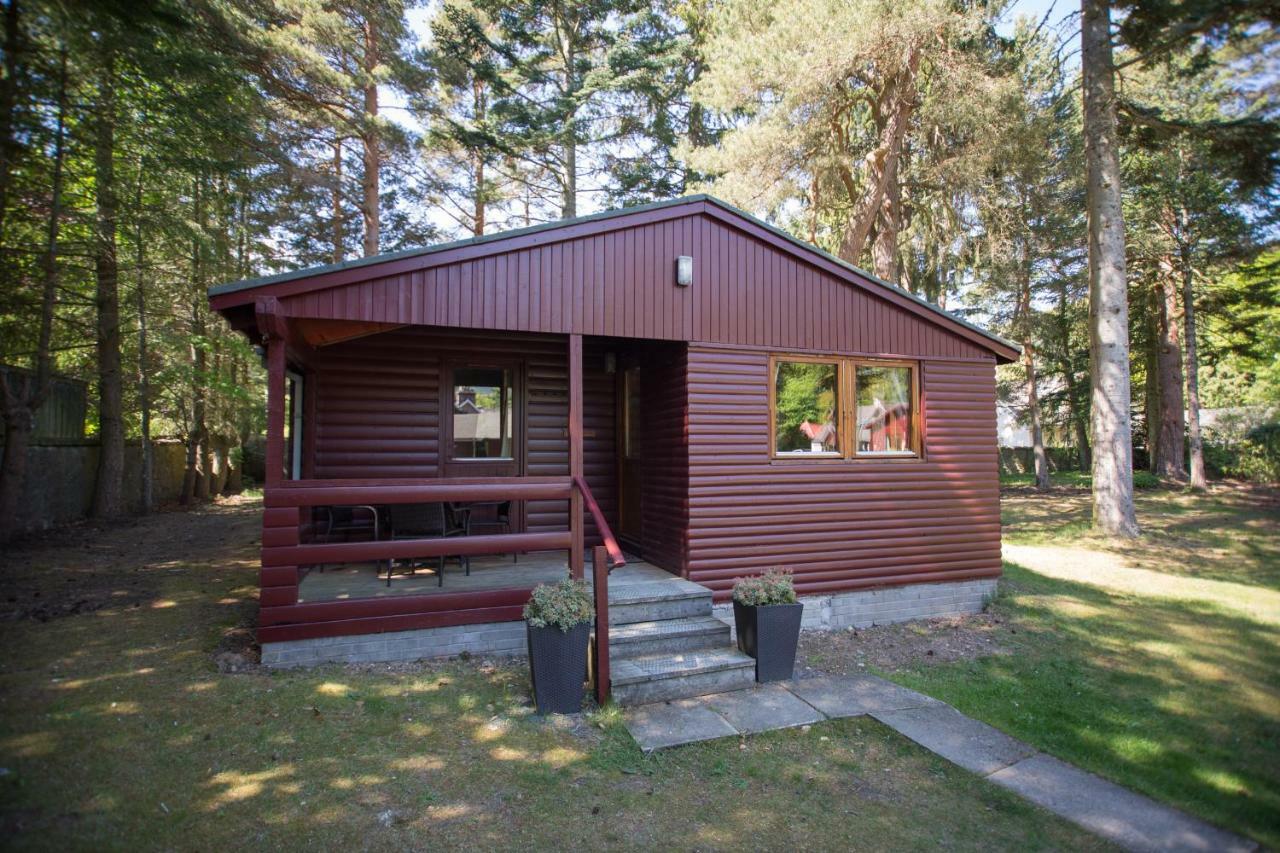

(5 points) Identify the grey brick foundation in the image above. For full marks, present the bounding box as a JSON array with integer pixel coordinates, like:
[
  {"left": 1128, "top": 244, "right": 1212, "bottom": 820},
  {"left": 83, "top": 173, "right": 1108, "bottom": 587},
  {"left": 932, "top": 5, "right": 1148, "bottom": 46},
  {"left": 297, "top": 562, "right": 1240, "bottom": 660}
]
[
  {"left": 711, "top": 578, "right": 997, "bottom": 636},
  {"left": 260, "top": 620, "right": 527, "bottom": 667}
]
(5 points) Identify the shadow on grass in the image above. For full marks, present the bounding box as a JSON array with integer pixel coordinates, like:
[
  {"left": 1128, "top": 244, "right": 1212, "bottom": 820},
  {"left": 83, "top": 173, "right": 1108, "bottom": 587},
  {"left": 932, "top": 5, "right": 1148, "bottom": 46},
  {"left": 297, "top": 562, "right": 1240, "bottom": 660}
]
[
  {"left": 0, "top": 499, "right": 1110, "bottom": 850},
  {"left": 893, "top": 561, "right": 1280, "bottom": 848}
]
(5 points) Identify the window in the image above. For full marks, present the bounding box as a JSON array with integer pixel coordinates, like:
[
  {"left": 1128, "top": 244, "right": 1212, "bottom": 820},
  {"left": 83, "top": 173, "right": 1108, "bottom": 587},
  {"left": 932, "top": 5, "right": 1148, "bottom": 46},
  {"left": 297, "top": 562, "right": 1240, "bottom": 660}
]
[
  {"left": 451, "top": 366, "right": 514, "bottom": 460},
  {"left": 855, "top": 364, "right": 914, "bottom": 455},
  {"left": 285, "top": 369, "right": 304, "bottom": 480},
  {"left": 770, "top": 356, "right": 919, "bottom": 460},
  {"left": 772, "top": 359, "right": 841, "bottom": 456}
]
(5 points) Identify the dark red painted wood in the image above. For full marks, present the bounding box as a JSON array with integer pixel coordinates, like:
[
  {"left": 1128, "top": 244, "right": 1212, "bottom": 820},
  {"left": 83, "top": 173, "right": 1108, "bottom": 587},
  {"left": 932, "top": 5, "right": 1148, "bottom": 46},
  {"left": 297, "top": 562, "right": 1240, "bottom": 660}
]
[
  {"left": 264, "top": 530, "right": 571, "bottom": 567},
  {"left": 684, "top": 349, "right": 1002, "bottom": 601},
  {"left": 217, "top": 203, "right": 1015, "bottom": 363},
  {"left": 259, "top": 606, "right": 525, "bottom": 643}
]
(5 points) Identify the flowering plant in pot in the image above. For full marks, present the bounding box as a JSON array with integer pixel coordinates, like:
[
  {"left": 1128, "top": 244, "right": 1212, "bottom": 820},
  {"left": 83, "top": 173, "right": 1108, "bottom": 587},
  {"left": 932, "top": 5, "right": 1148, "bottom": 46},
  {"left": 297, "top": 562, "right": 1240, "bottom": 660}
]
[
  {"left": 524, "top": 578, "right": 594, "bottom": 714},
  {"left": 732, "top": 570, "right": 803, "bottom": 682}
]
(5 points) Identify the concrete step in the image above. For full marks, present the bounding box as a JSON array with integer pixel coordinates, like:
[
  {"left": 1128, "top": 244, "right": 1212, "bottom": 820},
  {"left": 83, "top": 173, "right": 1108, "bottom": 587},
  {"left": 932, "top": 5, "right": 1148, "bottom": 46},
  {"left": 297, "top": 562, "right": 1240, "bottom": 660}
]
[
  {"left": 608, "top": 616, "right": 731, "bottom": 659},
  {"left": 607, "top": 580, "right": 712, "bottom": 626},
  {"left": 611, "top": 647, "right": 756, "bottom": 706}
]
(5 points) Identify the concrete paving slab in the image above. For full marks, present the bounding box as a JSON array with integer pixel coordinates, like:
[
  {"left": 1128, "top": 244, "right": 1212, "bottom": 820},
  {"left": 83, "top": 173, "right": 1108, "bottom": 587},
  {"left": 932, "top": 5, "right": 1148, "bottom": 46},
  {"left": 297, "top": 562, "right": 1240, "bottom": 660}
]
[
  {"left": 989, "top": 754, "right": 1256, "bottom": 853},
  {"left": 872, "top": 704, "right": 1037, "bottom": 776},
  {"left": 624, "top": 700, "right": 738, "bottom": 753},
  {"left": 702, "top": 684, "right": 825, "bottom": 734},
  {"left": 785, "top": 674, "right": 940, "bottom": 718}
]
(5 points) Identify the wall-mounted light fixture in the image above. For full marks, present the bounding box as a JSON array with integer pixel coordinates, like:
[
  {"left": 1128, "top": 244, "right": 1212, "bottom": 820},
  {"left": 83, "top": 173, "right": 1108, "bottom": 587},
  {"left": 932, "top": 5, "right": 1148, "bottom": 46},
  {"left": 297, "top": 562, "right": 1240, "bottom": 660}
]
[
  {"left": 675, "top": 255, "right": 693, "bottom": 287},
  {"left": 604, "top": 352, "right": 617, "bottom": 374}
]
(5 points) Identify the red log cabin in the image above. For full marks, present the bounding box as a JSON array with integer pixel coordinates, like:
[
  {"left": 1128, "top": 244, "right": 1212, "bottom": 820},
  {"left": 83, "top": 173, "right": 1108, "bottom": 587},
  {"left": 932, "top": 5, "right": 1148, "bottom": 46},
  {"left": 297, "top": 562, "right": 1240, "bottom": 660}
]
[{"left": 209, "top": 195, "right": 1017, "bottom": 701}]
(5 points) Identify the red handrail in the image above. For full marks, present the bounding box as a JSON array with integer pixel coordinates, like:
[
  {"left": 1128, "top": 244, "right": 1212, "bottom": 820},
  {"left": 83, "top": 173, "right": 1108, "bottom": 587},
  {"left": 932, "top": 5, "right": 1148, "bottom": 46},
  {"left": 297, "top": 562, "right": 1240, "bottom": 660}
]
[
  {"left": 572, "top": 476, "right": 621, "bottom": 705},
  {"left": 572, "top": 474, "right": 626, "bottom": 569}
]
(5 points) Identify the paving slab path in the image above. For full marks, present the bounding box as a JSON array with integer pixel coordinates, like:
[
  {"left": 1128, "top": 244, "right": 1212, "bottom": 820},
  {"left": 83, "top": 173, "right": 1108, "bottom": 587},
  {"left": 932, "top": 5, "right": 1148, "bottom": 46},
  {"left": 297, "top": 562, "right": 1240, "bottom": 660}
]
[{"left": 623, "top": 674, "right": 1256, "bottom": 853}]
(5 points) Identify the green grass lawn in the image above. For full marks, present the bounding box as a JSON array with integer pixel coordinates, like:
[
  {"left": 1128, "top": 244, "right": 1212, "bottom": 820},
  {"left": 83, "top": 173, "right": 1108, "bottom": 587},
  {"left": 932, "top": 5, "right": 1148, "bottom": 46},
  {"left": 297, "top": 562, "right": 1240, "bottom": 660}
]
[
  {"left": 890, "top": 483, "right": 1280, "bottom": 849},
  {"left": 0, "top": 498, "right": 1107, "bottom": 850}
]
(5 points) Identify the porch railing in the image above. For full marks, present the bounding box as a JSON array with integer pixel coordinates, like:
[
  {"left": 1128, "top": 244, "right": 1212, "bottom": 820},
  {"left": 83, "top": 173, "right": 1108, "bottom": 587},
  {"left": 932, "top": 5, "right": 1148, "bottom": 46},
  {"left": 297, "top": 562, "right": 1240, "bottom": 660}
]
[
  {"left": 263, "top": 473, "right": 625, "bottom": 703},
  {"left": 574, "top": 474, "right": 626, "bottom": 704}
]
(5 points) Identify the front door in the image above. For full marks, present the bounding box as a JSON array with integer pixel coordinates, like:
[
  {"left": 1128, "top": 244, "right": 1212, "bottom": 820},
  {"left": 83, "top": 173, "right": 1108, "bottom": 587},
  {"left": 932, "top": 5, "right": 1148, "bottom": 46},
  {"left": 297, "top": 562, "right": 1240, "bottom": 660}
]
[{"left": 618, "top": 366, "right": 643, "bottom": 545}]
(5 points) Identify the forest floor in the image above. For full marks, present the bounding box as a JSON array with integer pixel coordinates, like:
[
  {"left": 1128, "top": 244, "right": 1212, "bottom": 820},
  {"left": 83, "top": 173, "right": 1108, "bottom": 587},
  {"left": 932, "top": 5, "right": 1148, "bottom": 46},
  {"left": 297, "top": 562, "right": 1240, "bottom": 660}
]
[
  {"left": 0, "top": 497, "right": 1103, "bottom": 851},
  {"left": 875, "top": 482, "right": 1279, "bottom": 849}
]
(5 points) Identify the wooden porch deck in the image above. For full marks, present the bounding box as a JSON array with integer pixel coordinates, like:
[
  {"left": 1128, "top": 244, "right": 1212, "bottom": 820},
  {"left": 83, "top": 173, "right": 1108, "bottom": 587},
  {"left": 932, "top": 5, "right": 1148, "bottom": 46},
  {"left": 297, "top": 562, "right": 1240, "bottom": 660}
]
[{"left": 297, "top": 552, "right": 670, "bottom": 603}]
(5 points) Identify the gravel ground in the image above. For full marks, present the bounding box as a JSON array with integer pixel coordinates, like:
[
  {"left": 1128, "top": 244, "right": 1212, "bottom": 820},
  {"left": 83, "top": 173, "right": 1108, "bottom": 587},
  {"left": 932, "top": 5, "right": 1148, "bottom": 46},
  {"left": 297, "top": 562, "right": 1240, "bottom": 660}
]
[{"left": 798, "top": 611, "right": 1011, "bottom": 677}]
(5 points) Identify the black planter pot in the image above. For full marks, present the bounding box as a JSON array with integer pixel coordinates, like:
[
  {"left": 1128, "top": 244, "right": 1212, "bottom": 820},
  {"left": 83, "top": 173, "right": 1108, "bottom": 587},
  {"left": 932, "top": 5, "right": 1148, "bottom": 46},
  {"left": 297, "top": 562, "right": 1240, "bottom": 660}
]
[
  {"left": 733, "top": 600, "right": 804, "bottom": 682},
  {"left": 526, "top": 622, "right": 590, "bottom": 714}
]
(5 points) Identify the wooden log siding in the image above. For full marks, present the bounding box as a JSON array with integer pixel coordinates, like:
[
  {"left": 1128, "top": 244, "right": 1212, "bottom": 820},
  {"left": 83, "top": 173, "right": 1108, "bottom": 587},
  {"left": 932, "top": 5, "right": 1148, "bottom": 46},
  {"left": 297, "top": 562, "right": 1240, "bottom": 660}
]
[
  {"left": 271, "top": 211, "right": 996, "bottom": 362},
  {"left": 684, "top": 348, "right": 1002, "bottom": 599},
  {"left": 309, "top": 327, "right": 618, "bottom": 543}
]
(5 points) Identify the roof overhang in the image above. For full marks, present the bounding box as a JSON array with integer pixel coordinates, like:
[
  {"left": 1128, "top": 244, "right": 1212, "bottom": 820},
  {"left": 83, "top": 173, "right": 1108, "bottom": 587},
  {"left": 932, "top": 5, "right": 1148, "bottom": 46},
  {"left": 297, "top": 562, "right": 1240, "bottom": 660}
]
[{"left": 209, "top": 195, "right": 1019, "bottom": 364}]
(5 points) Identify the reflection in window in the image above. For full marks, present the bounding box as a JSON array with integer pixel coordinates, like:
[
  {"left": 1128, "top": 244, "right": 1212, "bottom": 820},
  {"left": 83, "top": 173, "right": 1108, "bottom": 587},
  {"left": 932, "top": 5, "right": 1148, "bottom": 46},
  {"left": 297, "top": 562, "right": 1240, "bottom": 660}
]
[
  {"left": 856, "top": 365, "right": 912, "bottom": 454},
  {"left": 774, "top": 360, "right": 840, "bottom": 455},
  {"left": 452, "top": 367, "right": 513, "bottom": 459}
]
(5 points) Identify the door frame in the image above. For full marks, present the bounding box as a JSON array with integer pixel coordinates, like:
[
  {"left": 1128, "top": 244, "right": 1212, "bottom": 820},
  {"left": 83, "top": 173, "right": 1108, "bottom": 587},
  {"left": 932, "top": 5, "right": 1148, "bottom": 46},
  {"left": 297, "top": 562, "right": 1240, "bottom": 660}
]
[{"left": 615, "top": 362, "right": 644, "bottom": 552}]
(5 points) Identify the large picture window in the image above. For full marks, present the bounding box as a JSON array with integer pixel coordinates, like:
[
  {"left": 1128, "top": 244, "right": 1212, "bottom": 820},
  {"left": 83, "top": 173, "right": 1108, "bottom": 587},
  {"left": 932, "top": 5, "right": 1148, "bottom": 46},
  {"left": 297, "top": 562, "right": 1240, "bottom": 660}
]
[
  {"left": 855, "top": 364, "right": 914, "bottom": 455},
  {"left": 770, "top": 356, "right": 920, "bottom": 460},
  {"left": 773, "top": 359, "right": 841, "bottom": 456},
  {"left": 451, "top": 366, "right": 514, "bottom": 460}
]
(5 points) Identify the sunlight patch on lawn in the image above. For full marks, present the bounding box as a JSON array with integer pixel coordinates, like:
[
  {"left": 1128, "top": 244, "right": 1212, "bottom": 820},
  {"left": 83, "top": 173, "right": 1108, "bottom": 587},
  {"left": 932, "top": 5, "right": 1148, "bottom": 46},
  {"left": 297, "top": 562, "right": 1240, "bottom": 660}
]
[
  {"left": 2, "top": 730, "right": 57, "bottom": 757},
  {"left": 204, "top": 765, "right": 297, "bottom": 809},
  {"left": 1194, "top": 766, "right": 1250, "bottom": 796},
  {"left": 490, "top": 745, "right": 530, "bottom": 761},
  {"left": 392, "top": 754, "right": 444, "bottom": 772},
  {"left": 539, "top": 746, "right": 586, "bottom": 768},
  {"left": 1004, "top": 545, "right": 1280, "bottom": 625},
  {"left": 315, "top": 682, "right": 353, "bottom": 697}
]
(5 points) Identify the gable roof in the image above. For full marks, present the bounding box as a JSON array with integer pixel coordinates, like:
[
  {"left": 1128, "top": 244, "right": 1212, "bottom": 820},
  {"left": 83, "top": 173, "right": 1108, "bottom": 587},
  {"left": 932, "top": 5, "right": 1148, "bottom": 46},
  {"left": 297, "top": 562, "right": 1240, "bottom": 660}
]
[{"left": 209, "top": 194, "right": 1018, "bottom": 361}]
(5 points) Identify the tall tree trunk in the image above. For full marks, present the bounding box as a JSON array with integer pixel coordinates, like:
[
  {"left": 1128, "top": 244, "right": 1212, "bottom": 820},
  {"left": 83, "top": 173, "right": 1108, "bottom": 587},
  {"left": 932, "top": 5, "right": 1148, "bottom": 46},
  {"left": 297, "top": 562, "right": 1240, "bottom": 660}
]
[
  {"left": 1017, "top": 257, "right": 1049, "bottom": 491},
  {"left": 0, "top": 0, "right": 23, "bottom": 243},
  {"left": 1024, "top": 347, "right": 1050, "bottom": 490},
  {"left": 0, "top": 44, "right": 63, "bottom": 542},
  {"left": 1082, "top": 0, "right": 1139, "bottom": 537},
  {"left": 871, "top": 152, "right": 902, "bottom": 283},
  {"left": 1181, "top": 249, "right": 1206, "bottom": 490},
  {"left": 1056, "top": 278, "right": 1091, "bottom": 470},
  {"left": 134, "top": 159, "right": 152, "bottom": 513},
  {"left": 837, "top": 48, "right": 920, "bottom": 265},
  {"left": 472, "top": 78, "right": 486, "bottom": 236},
  {"left": 1154, "top": 255, "right": 1186, "bottom": 480},
  {"left": 331, "top": 138, "right": 344, "bottom": 263},
  {"left": 1144, "top": 286, "right": 1160, "bottom": 473},
  {"left": 91, "top": 48, "right": 124, "bottom": 519},
  {"left": 361, "top": 21, "right": 379, "bottom": 257},
  {"left": 185, "top": 178, "right": 209, "bottom": 502}
]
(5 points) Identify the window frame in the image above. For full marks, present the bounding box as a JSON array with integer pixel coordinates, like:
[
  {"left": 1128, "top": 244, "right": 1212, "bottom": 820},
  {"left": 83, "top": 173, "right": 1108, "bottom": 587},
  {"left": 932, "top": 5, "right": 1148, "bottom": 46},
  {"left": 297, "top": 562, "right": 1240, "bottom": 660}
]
[
  {"left": 768, "top": 354, "right": 922, "bottom": 462},
  {"left": 767, "top": 354, "right": 845, "bottom": 459},
  {"left": 441, "top": 359, "right": 523, "bottom": 476}
]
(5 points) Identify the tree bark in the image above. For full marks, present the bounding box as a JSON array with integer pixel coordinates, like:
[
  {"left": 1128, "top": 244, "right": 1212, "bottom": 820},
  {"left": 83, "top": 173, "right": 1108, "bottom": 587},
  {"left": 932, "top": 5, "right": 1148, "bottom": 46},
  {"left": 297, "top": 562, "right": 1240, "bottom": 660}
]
[
  {"left": 838, "top": 47, "right": 920, "bottom": 266},
  {"left": 871, "top": 152, "right": 902, "bottom": 284},
  {"left": 1017, "top": 257, "right": 1049, "bottom": 491},
  {"left": 472, "top": 78, "right": 486, "bottom": 236},
  {"left": 1082, "top": 0, "right": 1139, "bottom": 537},
  {"left": 134, "top": 159, "right": 152, "bottom": 513},
  {"left": 0, "top": 0, "right": 23, "bottom": 244},
  {"left": 360, "top": 20, "right": 379, "bottom": 257},
  {"left": 1154, "top": 256, "right": 1186, "bottom": 480},
  {"left": 1182, "top": 251, "right": 1207, "bottom": 489},
  {"left": 91, "top": 48, "right": 124, "bottom": 519},
  {"left": 0, "top": 45, "right": 65, "bottom": 542},
  {"left": 331, "top": 138, "right": 343, "bottom": 263}
]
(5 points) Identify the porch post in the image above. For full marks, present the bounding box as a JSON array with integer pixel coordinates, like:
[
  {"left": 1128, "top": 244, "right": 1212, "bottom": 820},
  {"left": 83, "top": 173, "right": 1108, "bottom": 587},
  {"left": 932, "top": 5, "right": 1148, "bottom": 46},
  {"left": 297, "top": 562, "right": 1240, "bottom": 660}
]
[
  {"left": 569, "top": 333, "right": 584, "bottom": 579},
  {"left": 264, "top": 337, "right": 286, "bottom": 489}
]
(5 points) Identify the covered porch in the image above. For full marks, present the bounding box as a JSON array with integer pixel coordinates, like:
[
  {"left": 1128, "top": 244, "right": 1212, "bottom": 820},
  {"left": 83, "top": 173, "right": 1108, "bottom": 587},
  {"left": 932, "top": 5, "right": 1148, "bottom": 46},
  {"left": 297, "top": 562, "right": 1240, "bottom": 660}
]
[
  {"left": 296, "top": 551, "right": 666, "bottom": 602},
  {"left": 240, "top": 297, "right": 691, "bottom": 699}
]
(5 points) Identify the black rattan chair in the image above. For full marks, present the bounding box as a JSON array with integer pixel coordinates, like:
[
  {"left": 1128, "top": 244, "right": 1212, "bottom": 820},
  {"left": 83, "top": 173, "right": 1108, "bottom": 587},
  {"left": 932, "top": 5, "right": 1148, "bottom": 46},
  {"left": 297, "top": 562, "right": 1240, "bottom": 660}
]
[{"left": 386, "top": 502, "right": 470, "bottom": 587}]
